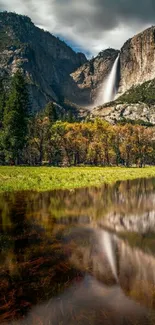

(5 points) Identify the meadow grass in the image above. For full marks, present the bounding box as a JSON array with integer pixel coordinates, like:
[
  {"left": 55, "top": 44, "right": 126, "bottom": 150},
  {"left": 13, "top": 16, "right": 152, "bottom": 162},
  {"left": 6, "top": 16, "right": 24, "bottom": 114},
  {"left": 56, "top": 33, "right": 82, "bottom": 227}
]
[{"left": 0, "top": 166, "right": 155, "bottom": 192}]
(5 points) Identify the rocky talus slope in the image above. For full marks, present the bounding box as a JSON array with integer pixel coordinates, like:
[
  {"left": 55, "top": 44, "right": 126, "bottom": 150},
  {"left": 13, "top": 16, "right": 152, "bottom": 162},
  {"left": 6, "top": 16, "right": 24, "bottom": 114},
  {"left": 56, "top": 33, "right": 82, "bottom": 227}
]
[
  {"left": 91, "top": 78, "right": 155, "bottom": 124},
  {"left": 91, "top": 101, "right": 155, "bottom": 125}
]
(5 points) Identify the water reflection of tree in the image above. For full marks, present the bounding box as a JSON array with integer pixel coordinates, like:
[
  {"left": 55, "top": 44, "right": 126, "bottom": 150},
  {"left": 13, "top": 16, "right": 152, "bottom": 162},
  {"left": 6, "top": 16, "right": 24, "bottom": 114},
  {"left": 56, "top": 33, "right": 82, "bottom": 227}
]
[
  {"left": 1, "top": 178, "right": 155, "bottom": 232},
  {"left": 0, "top": 195, "right": 82, "bottom": 323},
  {"left": 24, "top": 178, "right": 155, "bottom": 227}
]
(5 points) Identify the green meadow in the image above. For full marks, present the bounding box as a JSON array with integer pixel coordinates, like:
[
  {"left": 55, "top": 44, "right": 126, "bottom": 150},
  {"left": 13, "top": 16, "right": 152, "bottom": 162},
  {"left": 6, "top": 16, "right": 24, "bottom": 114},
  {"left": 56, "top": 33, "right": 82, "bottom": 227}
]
[{"left": 0, "top": 166, "right": 155, "bottom": 192}]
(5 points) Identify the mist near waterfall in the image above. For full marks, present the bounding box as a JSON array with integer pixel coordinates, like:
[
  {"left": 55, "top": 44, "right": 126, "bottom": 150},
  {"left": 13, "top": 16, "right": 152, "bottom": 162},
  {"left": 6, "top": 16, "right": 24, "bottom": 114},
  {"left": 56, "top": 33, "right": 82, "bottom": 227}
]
[{"left": 96, "top": 54, "right": 120, "bottom": 106}]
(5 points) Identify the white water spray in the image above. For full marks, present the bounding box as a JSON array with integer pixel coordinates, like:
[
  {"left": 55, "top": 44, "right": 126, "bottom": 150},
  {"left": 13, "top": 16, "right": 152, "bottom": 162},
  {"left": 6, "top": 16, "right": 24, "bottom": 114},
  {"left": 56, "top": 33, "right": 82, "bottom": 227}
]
[{"left": 96, "top": 54, "right": 120, "bottom": 105}]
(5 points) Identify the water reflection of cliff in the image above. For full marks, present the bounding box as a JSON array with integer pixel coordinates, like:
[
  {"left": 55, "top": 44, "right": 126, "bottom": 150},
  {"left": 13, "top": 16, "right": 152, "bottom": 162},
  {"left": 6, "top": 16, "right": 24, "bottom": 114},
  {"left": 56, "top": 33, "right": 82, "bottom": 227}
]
[
  {"left": 1, "top": 178, "right": 155, "bottom": 229},
  {"left": 1, "top": 178, "right": 155, "bottom": 324},
  {"left": 1, "top": 225, "right": 155, "bottom": 324}
]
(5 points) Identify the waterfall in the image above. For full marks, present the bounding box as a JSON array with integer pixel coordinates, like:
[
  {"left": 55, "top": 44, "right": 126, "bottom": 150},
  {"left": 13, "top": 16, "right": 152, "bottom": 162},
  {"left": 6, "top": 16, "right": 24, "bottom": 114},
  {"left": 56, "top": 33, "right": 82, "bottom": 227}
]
[{"left": 96, "top": 54, "right": 120, "bottom": 105}]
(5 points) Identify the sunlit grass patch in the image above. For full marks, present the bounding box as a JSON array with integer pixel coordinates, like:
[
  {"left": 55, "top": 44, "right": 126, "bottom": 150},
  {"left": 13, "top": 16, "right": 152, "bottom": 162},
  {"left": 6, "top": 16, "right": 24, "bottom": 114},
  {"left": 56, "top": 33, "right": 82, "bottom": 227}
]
[{"left": 0, "top": 166, "right": 155, "bottom": 192}]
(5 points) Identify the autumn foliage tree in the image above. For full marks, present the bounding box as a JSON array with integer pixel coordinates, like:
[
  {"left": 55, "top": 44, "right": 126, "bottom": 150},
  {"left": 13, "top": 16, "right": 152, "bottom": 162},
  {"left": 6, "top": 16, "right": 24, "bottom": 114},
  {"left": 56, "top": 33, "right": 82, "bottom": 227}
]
[
  {"left": 0, "top": 72, "right": 155, "bottom": 167},
  {"left": 22, "top": 119, "right": 155, "bottom": 167}
]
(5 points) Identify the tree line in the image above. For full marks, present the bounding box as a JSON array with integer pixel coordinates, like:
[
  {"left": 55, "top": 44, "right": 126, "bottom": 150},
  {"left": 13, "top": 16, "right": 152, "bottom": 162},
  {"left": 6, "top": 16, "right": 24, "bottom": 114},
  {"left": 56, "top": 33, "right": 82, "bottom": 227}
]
[{"left": 0, "top": 71, "right": 155, "bottom": 167}]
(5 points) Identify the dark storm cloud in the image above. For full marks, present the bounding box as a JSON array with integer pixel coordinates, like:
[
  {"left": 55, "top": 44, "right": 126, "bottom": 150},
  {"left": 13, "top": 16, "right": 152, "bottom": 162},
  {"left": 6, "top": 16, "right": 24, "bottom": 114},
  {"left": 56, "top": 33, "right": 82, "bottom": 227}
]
[{"left": 0, "top": 0, "right": 155, "bottom": 55}]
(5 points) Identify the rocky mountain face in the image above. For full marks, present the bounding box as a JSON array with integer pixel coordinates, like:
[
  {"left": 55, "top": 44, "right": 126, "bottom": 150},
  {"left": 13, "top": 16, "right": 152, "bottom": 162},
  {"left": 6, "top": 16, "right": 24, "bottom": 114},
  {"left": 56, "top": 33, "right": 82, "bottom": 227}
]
[
  {"left": 0, "top": 12, "right": 87, "bottom": 111},
  {"left": 1, "top": 12, "right": 155, "bottom": 121},
  {"left": 71, "top": 49, "right": 119, "bottom": 105},
  {"left": 72, "top": 26, "right": 155, "bottom": 107},
  {"left": 90, "top": 27, "right": 155, "bottom": 124},
  {"left": 118, "top": 26, "right": 155, "bottom": 96}
]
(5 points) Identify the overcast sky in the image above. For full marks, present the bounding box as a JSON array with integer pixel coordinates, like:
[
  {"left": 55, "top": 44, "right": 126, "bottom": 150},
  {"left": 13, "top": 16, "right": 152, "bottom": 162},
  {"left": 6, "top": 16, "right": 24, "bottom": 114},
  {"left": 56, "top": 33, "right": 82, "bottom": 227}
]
[{"left": 0, "top": 0, "right": 154, "bottom": 57}]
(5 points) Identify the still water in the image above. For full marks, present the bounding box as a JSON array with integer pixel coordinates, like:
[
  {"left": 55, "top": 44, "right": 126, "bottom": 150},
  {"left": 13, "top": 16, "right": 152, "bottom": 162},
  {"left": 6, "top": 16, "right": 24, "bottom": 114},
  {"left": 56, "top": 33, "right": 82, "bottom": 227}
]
[{"left": 1, "top": 178, "right": 155, "bottom": 324}]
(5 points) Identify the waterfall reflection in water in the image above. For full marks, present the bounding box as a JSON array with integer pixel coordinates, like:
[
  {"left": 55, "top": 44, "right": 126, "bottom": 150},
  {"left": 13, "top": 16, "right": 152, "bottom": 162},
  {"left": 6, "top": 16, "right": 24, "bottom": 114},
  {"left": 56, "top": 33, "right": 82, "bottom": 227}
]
[{"left": 1, "top": 178, "right": 155, "bottom": 324}]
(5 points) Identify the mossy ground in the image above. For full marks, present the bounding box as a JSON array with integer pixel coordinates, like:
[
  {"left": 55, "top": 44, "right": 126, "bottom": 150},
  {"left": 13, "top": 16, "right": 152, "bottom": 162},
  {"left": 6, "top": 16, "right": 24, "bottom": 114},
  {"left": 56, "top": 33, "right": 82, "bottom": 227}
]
[{"left": 0, "top": 166, "right": 155, "bottom": 192}]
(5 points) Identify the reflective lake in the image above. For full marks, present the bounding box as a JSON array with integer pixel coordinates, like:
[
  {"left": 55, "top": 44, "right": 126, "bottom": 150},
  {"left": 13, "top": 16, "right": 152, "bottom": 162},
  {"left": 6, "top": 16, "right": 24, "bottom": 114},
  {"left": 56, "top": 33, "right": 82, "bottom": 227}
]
[{"left": 1, "top": 178, "right": 155, "bottom": 324}]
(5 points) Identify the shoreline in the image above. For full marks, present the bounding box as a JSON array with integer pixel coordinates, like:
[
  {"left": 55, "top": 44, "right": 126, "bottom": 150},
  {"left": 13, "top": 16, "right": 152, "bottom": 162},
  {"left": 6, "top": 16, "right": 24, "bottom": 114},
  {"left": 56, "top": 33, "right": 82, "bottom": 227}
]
[{"left": 0, "top": 166, "right": 155, "bottom": 193}]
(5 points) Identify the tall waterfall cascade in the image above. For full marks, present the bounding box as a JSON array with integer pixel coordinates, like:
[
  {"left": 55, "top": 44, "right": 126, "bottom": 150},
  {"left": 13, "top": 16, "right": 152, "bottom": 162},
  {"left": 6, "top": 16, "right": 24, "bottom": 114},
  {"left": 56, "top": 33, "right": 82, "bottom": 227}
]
[{"left": 96, "top": 54, "right": 120, "bottom": 106}]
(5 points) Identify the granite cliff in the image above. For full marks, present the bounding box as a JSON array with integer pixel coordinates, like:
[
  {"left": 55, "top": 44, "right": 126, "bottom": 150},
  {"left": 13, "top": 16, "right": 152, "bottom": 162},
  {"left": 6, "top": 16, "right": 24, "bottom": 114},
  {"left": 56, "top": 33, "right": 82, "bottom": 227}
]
[
  {"left": 90, "top": 27, "right": 155, "bottom": 124},
  {"left": 118, "top": 26, "right": 155, "bottom": 96},
  {"left": 0, "top": 12, "right": 120, "bottom": 112},
  {"left": 72, "top": 26, "right": 155, "bottom": 108},
  {"left": 0, "top": 12, "right": 87, "bottom": 111}
]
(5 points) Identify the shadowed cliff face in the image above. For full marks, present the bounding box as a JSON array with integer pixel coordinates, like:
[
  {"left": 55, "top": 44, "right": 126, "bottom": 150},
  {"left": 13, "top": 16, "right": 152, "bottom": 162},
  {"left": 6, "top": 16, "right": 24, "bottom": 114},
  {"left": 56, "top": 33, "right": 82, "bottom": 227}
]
[
  {"left": 0, "top": 12, "right": 87, "bottom": 111},
  {"left": 0, "top": 12, "right": 119, "bottom": 108}
]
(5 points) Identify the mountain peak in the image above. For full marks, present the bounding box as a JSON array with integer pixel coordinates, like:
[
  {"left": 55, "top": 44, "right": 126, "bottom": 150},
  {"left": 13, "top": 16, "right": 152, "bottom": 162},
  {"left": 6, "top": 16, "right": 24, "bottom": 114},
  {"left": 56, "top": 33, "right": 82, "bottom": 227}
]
[
  {"left": 0, "top": 11, "right": 33, "bottom": 26},
  {"left": 97, "top": 48, "right": 119, "bottom": 58}
]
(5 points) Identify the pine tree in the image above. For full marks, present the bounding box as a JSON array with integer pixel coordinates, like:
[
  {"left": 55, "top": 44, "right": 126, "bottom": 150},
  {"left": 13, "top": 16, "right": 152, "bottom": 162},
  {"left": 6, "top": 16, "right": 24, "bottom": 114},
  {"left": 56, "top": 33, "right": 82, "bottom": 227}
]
[
  {"left": 3, "top": 70, "right": 29, "bottom": 164},
  {"left": 44, "top": 101, "right": 58, "bottom": 123}
]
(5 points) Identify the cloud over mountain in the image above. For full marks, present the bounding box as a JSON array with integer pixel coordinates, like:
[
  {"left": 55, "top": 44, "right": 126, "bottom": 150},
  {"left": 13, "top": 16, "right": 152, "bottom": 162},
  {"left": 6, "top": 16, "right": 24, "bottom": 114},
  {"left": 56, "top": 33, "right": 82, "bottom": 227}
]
[{"left": 0, "top": 0, "right": 154, "bottom": 55}]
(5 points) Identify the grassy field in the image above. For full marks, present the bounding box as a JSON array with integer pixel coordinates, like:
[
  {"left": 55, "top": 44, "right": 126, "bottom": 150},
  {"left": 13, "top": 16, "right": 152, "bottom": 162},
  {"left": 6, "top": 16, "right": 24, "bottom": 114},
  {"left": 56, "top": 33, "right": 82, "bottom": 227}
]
[{"left": 0, "top": 166, "right": 155, "bottom": 192}]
